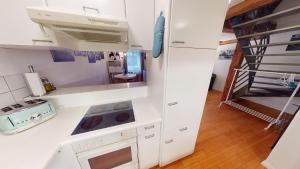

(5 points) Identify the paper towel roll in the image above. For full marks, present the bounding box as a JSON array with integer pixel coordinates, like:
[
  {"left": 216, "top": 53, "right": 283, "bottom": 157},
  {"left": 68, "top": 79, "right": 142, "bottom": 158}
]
[{"left": 24, "top": 73, "right": 46, "bottom": 96}]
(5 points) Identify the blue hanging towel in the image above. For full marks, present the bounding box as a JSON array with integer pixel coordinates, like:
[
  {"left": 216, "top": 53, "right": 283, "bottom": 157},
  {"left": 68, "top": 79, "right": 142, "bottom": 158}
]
[{"left": 152, "top": 11, "right": 165, "bottom": 58}]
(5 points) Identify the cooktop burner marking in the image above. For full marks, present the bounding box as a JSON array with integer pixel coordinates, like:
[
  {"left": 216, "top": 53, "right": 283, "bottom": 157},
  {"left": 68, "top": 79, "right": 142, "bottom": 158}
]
[
  {"left": 116, "top": 113, "right": 130, "bottom": 123},
  {"left": 80, "top": 115, "right": 103, "bottom": 130}
]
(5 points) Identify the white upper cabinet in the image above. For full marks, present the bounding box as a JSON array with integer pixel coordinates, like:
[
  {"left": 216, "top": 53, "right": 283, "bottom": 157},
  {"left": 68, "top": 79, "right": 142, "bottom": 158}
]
[
  {"left": 125, "top": 0, "right": 154, "bottom": 50},
  {"left": 0, "top": 0, "right": 54, "bottom": 46},
  {"left": 169, "top": 0, "right": 228, "bottom": 49},
  {"left": 46, "top": 0, "right": 126, "bottom": 18}
]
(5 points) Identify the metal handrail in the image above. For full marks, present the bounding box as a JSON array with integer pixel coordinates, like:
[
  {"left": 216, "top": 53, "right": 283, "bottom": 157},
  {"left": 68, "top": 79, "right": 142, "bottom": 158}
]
[
  {"left": 242, "top": 40, "right": 300, "bottom": 49},
  {"left": 234, "top": 69, "right": 300, "bottom": 75},
  {"left": 249, "top": 62, "right": 300, "bottom": 66},
  {"left": 237, "top": 25, "right": 300, "bottom": 40},
  {"left": 232, "top": 5, "right": 300, "bottom": 28},
  {"left": 234, "top": 78, "right": 249, "bottom": 90},
  {"left": 245, "top": 53, "right": 300, "bottom": 57},
  {"left": 236, "top": 73, "right": 249, "bottom": 84}
]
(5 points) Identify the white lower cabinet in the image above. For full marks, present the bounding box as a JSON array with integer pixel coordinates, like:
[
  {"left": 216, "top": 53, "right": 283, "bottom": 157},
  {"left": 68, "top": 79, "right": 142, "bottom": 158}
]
[
  {"left": 159, "top": 48, "right": 216, "bottom": 166},
  {"left": 137, "top": 122, "right": 161, "bottom": 169},
  {"left": 160, "top": 125, "right": 197, "bottom": 166}
]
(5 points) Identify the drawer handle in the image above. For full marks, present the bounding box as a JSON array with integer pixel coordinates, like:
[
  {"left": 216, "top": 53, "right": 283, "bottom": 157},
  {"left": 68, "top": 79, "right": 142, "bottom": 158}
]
[
  {"left": 144, "top": 125, "right": 155, "bottom": 130},
  {"left": 179, "top": 127, "right": 188, "bottom": 132},
  {"left": 168, "top": 102, "right": 178, "bottom": 106},
  {"left": 165, "top": 139, "right": 174, "bottom": 144},
  {"left": 83, "top": 6, "right": 100, "bottom": 14},
  {"left": 145, "top": 134, "right": 155, "bottom": 139},
  {"left": 131, "top": 45, "right": 143, "bottom": 48},
  {"left": 172, "top": 41, "right": 185, "bottom": 44}
]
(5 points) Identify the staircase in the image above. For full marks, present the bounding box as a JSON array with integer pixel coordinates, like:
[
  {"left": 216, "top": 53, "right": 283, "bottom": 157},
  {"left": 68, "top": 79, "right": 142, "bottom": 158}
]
[{"left": 223, "top": 0, "right": 300, "bottom": 129}]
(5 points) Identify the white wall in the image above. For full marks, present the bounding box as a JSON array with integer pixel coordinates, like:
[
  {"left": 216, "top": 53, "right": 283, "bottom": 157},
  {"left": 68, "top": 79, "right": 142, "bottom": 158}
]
[
  {"left": 0, "top": 48, "right": 109, "bottom": 108},
  {"left": 262, "top": 109, "right": 300, "bottom": 169},
  {"left": 0, "top": 48, "right": 109, "bottom": 87},
  {"left": 212, "top": 33, "right": 236, "bottom": 91}
]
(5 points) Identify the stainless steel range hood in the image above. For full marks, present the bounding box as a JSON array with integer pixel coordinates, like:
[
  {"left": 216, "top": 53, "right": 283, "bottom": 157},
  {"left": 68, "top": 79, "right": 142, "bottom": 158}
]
[{"left": 26, "top": 7, "right": 128, "bottom": 43}]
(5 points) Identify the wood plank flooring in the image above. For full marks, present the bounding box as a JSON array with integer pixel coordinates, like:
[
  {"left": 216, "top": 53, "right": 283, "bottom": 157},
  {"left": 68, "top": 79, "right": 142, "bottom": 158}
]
[{"left": 153, "top": 90, "right": 279, "bottom": 169}]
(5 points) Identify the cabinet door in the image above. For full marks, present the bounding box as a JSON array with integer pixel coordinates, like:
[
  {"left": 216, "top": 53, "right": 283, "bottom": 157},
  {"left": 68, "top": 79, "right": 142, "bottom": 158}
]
[
  {"left": 164, "top": 47, "right": 216, "bottom": 131},
  {"left": 0, "top": 0, "right": 52, "bottom": 46},
  {"left": 169, "top": 0, "right": 228, "bottom": 49},
  {"left": 160, "top": 125, "right": 197, "bottom": 166},
  {"left": 46, "top": 0, "right": 84, "bottom": 13},
  {"left": 138, "top": 131, "right": 160, "bottom": 169},
  {"left": 47, "top": 0, "right": 126, "bottom": 18},
  {"left": 126, "top": 0, "right": 154, "bottom": 50},
  {"left": 88, "top": 0, "right": 126, "bottom": 18}
]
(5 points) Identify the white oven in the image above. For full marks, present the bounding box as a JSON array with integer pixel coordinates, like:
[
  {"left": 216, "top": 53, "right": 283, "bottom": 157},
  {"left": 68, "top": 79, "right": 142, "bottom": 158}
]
[{"left": 72, "top": 129, "right": 138, "bottom": 169}]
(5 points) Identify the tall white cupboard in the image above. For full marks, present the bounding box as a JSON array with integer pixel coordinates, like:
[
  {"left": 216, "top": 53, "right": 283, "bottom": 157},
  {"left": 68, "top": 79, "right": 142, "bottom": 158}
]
[{"left": 148, "top": 0, "right": 229, "bottom": 166}]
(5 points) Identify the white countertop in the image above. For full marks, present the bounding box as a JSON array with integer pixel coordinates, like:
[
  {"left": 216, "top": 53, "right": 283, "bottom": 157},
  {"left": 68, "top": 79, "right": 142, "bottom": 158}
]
[
  {"left": 42, "top": 82, "right": 146, "bottom": 97},
  {"left": 0, "top": 98, "right": 161, "bottom": 169},
  {"left": 26, "top": 82, "right": 148, "bottom": 108}
]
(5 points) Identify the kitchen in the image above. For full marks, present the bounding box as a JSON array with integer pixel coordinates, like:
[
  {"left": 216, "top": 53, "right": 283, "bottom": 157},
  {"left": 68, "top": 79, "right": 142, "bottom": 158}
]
[{"left": 0, "top": 0, "right": 228, "bottom": 169}]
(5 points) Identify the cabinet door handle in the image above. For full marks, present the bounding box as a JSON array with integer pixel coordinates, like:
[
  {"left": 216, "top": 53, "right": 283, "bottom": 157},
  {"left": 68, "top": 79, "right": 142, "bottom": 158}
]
[
  {"left": 179, "top": 127, "right": 188, "bottom": 132},
  {"left": 168, "top": 102, "right": 178, "bottom": 106},
  {"left": 83, "top": 6, "right": 100, "bottom": 14},
  {"left": 144, "top": 125, "right": 155, "bottom": 130},
  {"left": 32, "top": 39, "right": 53, "bottom": 43},
  {"left": 172, "top": 41, "right": 185, "bottom": 44},
  {"left": 145, "top": 134, "right": 155, "bottom": 139},
  {"left": 131, "top": 45, "right": 143, "bottom": 48},
  {"left": 165, "top": 139, "right": 174, "bottom": 144}
]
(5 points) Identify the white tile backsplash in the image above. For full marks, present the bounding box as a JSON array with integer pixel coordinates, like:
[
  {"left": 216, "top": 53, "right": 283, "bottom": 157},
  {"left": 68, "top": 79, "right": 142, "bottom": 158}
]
[
  {"left": 11, "top": 88, "right": 31, "bottom": 103},
  {"left": 0, "top": 77, "right": 10, "bottom": 94},
  {"left": 0, "top": 92, "right": 16, "bottom": 108},
  {"left": 4, "top": 74, "right": 27, "bottom": 91},
  {"left": 0, "top": 74, "right": 31, "bottom": 108}
]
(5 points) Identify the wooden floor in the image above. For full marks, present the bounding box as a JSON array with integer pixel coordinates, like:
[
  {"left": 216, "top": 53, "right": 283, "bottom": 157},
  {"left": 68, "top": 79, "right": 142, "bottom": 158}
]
[{"left": 153, "top": 90, "right": 279, "bottom": 169}]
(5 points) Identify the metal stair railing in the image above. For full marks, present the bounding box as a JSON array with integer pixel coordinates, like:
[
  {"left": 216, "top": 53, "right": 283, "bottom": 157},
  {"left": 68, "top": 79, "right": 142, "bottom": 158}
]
[
  {"left": 223, "top": 1, "right": 300, "bottom": 129},
  {"left": 223, "top": 69, "right": 300, "bottom": 130},
  {"left": 232, "top": 5, "right": 300, "bottom": 28}
]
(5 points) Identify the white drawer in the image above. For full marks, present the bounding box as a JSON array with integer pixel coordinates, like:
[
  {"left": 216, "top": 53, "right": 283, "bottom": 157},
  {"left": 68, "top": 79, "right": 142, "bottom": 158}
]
[
  {"left": 160, "top": 124, "right": 197, "bottom": 166},
  {"left": 138, "top": 130, "right": 160, "bottom": 169},
  {"left": 137, "top": 122, "right": 161, "bottom": 135}
]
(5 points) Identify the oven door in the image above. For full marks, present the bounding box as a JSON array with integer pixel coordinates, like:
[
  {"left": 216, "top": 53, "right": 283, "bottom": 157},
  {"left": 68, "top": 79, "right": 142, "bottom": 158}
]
[{"left": 77, "top": 138, "right": 138, "bottom": 169}]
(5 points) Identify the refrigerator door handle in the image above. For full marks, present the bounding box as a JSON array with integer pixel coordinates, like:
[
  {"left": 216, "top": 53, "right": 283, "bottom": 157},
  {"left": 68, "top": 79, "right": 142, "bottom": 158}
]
[{"left": 172, "top": 41, "right": 185, "bottom": 44}]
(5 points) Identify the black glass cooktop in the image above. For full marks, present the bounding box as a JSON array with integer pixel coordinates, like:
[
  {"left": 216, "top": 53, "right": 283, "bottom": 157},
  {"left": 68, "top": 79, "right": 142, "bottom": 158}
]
[{"left": 72, "top": 101, "right": 135, "bottom": 135}]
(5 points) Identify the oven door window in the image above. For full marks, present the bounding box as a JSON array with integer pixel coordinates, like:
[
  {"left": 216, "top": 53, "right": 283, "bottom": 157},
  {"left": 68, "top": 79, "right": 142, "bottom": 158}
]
[
  {"left": 77, "top": 138, "right": 138, "bottom": 169},
  {"left": 88, "top": 147, "right": 132, "bottom": 169}
]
